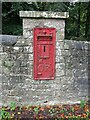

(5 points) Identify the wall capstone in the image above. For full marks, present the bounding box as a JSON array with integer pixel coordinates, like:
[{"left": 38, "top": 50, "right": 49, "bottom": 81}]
[{"left": 19, "top": 11, "right": 69, "bottom": 18}]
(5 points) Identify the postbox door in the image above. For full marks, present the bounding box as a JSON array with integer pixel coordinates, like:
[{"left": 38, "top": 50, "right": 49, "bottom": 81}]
[{"left": 34, "top": 28, "right": 56, "bottom": 80}]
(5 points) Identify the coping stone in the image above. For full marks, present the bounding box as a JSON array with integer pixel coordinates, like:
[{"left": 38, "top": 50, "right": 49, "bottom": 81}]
[{"left": 19, "top": 11, "right": 69, "bottom": 19}]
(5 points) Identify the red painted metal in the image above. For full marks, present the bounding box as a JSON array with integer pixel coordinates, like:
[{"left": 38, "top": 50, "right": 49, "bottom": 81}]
[{"left": 33, "top": 28, "right": 56, "bottom": 80}]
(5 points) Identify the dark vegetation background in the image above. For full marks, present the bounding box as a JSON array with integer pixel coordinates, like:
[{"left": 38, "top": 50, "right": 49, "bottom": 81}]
[{"left": 2, "top": 2, "right": 90, "bottom": 41}]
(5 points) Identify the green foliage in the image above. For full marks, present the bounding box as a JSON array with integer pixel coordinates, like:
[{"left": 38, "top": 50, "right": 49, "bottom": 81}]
[
  {"left": 80, "top": 100, "right": 86, "bottom": 108},
  {"left": 49, "top": 107, "right": 55, "bottom": 114},
  {"left": 2, "top": 23, "right": 22, "bottom": 35},
  {"left": 86, "top": 110, "right": 90, "bottom": 118},
  {"left": 2, "top": 2, "right": 69, "bottom": 36},
  {"left": 0, "top": 108, "right": 10, "bottom": 120},
  {"left": 70, "top": 107, "right": 75, "bottom": 112},
  {"left": 10, "top": 102, "right": 16, "bottom": 111},
  {"left": 66, "top": 2, "right": 90, "bottom": 40},
  {"left": 2, "top": 2, "right": 90, "bottom": 41},
  {"left": 34, "top": 107, "right": 39, "bottom": 114},
  {"left": 0, "top": 102, "right": 89, "bottom": 119},
  {"left": 0, "top": 102, "right": 16, "bottom": 120}
]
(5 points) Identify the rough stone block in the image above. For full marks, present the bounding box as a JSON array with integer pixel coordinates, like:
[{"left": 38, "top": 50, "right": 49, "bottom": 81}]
[
  {"left": 0, "top": 46, "right": 3, "bottom": 52},
  {"left": 56, "top": 69, "right": 65, "bottom": 76},
  {"left": 56, "top": 41, "right": 64, "bottom": 50}
]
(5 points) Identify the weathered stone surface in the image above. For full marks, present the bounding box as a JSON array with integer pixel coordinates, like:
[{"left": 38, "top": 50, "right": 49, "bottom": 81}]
[
  {"left": 0, "top": 37, "right": 89, "bottom": 106},
  {"left": 23, "top": 19, "right": 65, "bottom": 39},
  {"left": 20, "top": 11, "right": 69, "bottom": 18}
]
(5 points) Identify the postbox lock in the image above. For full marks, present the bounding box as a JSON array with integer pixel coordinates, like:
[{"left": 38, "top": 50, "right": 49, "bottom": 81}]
[{"left": 34, "top": 28, "right": 56, "bottom": 80}]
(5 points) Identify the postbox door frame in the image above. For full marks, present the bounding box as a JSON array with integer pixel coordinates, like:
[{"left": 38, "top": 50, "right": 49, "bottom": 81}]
[{"left": 33, "top": 28, "right": 56, "bottom": 80}]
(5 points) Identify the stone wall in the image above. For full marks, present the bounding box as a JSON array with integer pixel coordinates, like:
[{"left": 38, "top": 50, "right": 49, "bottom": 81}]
[
  {"left": 0, "top": 11, "right": 89, "bottom": 106},
  {"left": 0, "top": 37, "right": 89, "bottom": 106}
]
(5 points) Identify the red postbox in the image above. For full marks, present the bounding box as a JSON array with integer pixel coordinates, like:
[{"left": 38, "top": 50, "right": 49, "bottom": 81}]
[{"left": 34, "top": 28, "right": 56, "bottom": 80}]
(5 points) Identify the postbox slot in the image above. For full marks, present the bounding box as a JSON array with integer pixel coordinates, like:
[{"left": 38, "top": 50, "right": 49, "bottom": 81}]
[
  {"left": 37, "top": 34, "right": 52, "bottom": 37},
  {"left": 37, "top": 35, "right": 52, "bottom": 41}
]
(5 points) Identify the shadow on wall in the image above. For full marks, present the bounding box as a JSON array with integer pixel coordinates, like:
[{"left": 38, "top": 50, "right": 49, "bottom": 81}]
[
  {"left": 0, "top": 35, "right": 18, "bottom": 46},
  {"left": 64, "top": 40, "right": 89, "bottom": 98}
]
